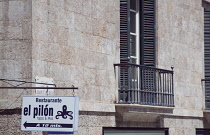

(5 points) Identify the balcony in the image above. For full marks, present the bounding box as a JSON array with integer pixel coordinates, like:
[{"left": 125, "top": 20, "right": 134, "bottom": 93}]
[{"left": 114, "top": 63, "right": 174, "bottom": 107}]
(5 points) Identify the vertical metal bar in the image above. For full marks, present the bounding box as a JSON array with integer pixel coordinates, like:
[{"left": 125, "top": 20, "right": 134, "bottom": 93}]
[
  {"left": 151, "top": 69, "right": 153, "bottom": 105},
  {"left": 134, "top": 65, "right": 137, "bottom": 103},
  {"left": 167, "top": 72, "right": 169, "bottom": 106},
  {"left": 156, "top": 71, "right": 159, "bottom": 105},
  {"left": 118, "top": 65, "right": 120, "bottom": 103},
  {"left": 165, "top": 72, "right": 167, "bottom": 106},
  {"left": 143, "top": 67, "right": 145, "bottom": 104},
  {"left": 147, "top": 69, "right": 150, "bottom": 105},
  {"left": 137, "top": 66, "right": 140, "bottom": 103},
  {"left": 161, "top": 72, "right": 164, "bottom": 106},
  {"left": 132, "top": 65, "right": 135, "bottom": 103},
  {"left": 158, "top": 71, "right": 161, "bottom": 105},
  {"left": 154, "top": 69, "right": 157, "bottom": 105},
  {"left": 123, "top": 66, "right": 127, "bottom": 103},
  {"left": 171, "top": 71, "right": 174, "bottom": 106},
  {"left": 206, "top": 81, "right": 208, "bottom": 109},
  {"left": 164, "top": 72, "right": 166, "bottom": 106},
  {"left": 140, "top": 66, "right": 143, "bottom": 104},
  {"left": 142, "top": 67, "right": 145, "bottom": 104},
  {"left": 135, "top": 66, "right": 137, "bottom": 104},
  {"left": 146, "top": 68, "right": 148, "bottom": 105},
  {"left": 168, "top": 72, "right": 171, "bottom": 106},
  {"left": 165, "top": 72, "right": 168, "bottom": 106},
  {"left": 132, "top": 66, "right": 134, "bottom": 103},
  {"left": 134, "top": 65, "right": 135, "bottom": 103},
  {"left": 136, "top": 65, "right": 138, "bottom": 103},
  {"left": 123, "top": 66, "right": 125, "bottom": 103},
  {"left": 161, "top": 71, "right": 163, "bottom": 105},
  {"left": 128, "top": 65, "right": 132, "bottom": 103},
  {"left": 207, "top": 80, "right": 208, "bottom": 109},
  {"left": 169, "top": 72, "right": 172, "bottom": 106},
  {"left": 136, "top": 66, "right": 138, "bottom": 103},
  {"left": 149, "top": 68, "right": 151, "bottom": 105},
  {"left": 170, "top": 73, "right": 173, "bottom": 106}
]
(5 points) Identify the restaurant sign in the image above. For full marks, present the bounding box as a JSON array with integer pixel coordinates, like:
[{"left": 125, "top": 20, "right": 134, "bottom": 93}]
[{"left": 21, "top": 96, "right": 79, "bottom": 132}]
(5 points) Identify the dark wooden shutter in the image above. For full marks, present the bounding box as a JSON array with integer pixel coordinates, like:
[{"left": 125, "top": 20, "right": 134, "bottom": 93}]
[
  {"left": 140, "top": 0, "right": 156, "bottom": 102},
  {"left": 120, "top": 0, "right": 130, "bottom": 63},
  {"left": 205, "top": 9, "right": 210, "bottom": 78},
  {"left": 204, "top": 9, "right": 210, "bottom": 109},
  {"left": 140, "top": 0, "right": 156, "bottom": 67},
  {"left": 119, "top": 0, "right": 130, "bottom": 103}
]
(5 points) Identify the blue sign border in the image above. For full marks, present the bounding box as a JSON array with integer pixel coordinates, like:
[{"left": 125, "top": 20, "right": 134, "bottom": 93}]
[{"left": 48, "top": 131, "right": 74, "bottom": 134}]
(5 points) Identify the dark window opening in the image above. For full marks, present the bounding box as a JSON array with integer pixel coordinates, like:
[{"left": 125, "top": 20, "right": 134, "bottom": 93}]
[
  {"left": 103, "top": 128, "right": 169, "bottom": 135},
  {"left": 196, "top": 129, "right": 210, "bottom": 135}
]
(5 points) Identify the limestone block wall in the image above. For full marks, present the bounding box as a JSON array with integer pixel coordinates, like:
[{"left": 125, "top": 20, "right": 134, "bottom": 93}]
[
  {"left": 74, "top": 112, "right": 115, "bottom": 135},
  {"left": 162, "top": 116, "right": 203, "bottom": 135},
  {"left": 0, "top": 114, "right": 30, "bottom": 135},
  {"left": 0, "top": 0, "right": 119, "bottom": 134},
  {"left": 0, "top": 0, "right": 32, "bottom": 79},
  {"left": 31, "top": 0, "right": 120, "bottom": 107},
  {"left": 157, "top": 0, "right": 204, "bottom": 117},
  {"left": 0, "top": 0, "right": 32, "bottom": 109},
  {"left": 0, "top": 0, "right": 120, "bottom": 109}
]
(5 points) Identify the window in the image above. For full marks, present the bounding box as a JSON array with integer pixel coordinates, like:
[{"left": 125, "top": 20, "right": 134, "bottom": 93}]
[
  {"left": 116, "top": 0, "right": 174, "bottom": 106},
  {"left": 103, "top": 128, "right": 168, "bottom": 135},
  {"left": 196, "top": 129, "right": 210, "bottom": 135},
  {"left": 120, "top": 0, "right": 156, "bottom": 66},
  {"left": 119, "top": 0, "right": 156, "bottom": 101}
]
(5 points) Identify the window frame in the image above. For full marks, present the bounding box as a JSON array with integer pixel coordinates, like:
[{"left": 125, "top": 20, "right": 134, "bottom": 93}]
[
  {"left": 120, "top": 0, "right": 156, "bottom": 67},
  {"left": 130, "top": 0, "right": 140, "bottom": 65},
  {"left": 103, "top": 127, "right": 169, "bottom": 135}
]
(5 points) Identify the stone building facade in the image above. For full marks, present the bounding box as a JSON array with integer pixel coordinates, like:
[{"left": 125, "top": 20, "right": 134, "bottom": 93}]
[{"left": 0, "top": 0, "right": 209, "bottom": 135}]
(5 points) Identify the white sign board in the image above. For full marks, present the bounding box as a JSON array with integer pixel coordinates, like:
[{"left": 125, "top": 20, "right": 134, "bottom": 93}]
[
  {"left": 21, "top": 96, "right": 79, "bottom": 132},
  {"left": 35, "top": 77, "right": 55, "bottom": 95}
]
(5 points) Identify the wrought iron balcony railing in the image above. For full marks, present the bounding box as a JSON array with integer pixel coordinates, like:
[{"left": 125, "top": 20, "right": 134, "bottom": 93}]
[
  {"left": 114, "top": 63, "right": 174, "bottom": 107},
  {"left": 202, "top": 79, "right": 210, "bottom": 110}
]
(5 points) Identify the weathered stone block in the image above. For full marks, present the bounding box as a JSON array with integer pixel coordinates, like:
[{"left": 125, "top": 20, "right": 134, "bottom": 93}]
[
  {"left": 75, "top": 14, "right": 92, "bottom": 34},
  {"left": 0, "top": 2, "right": 2, "bottom": 21},
  {"left": 2, "top": 40, "right": 31, "bottom": 60},
  {"left": 32, "top": 1, "right": 48, "bottom": 23},
  {"left": 8, "top": 1, "right": 25, "bottom": 21},
  {"left": 32, "top": 21, "right": 48, "bottom": 42},
  {"left": 0, "top": 59, "right": 32, "bottom": 79}
]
